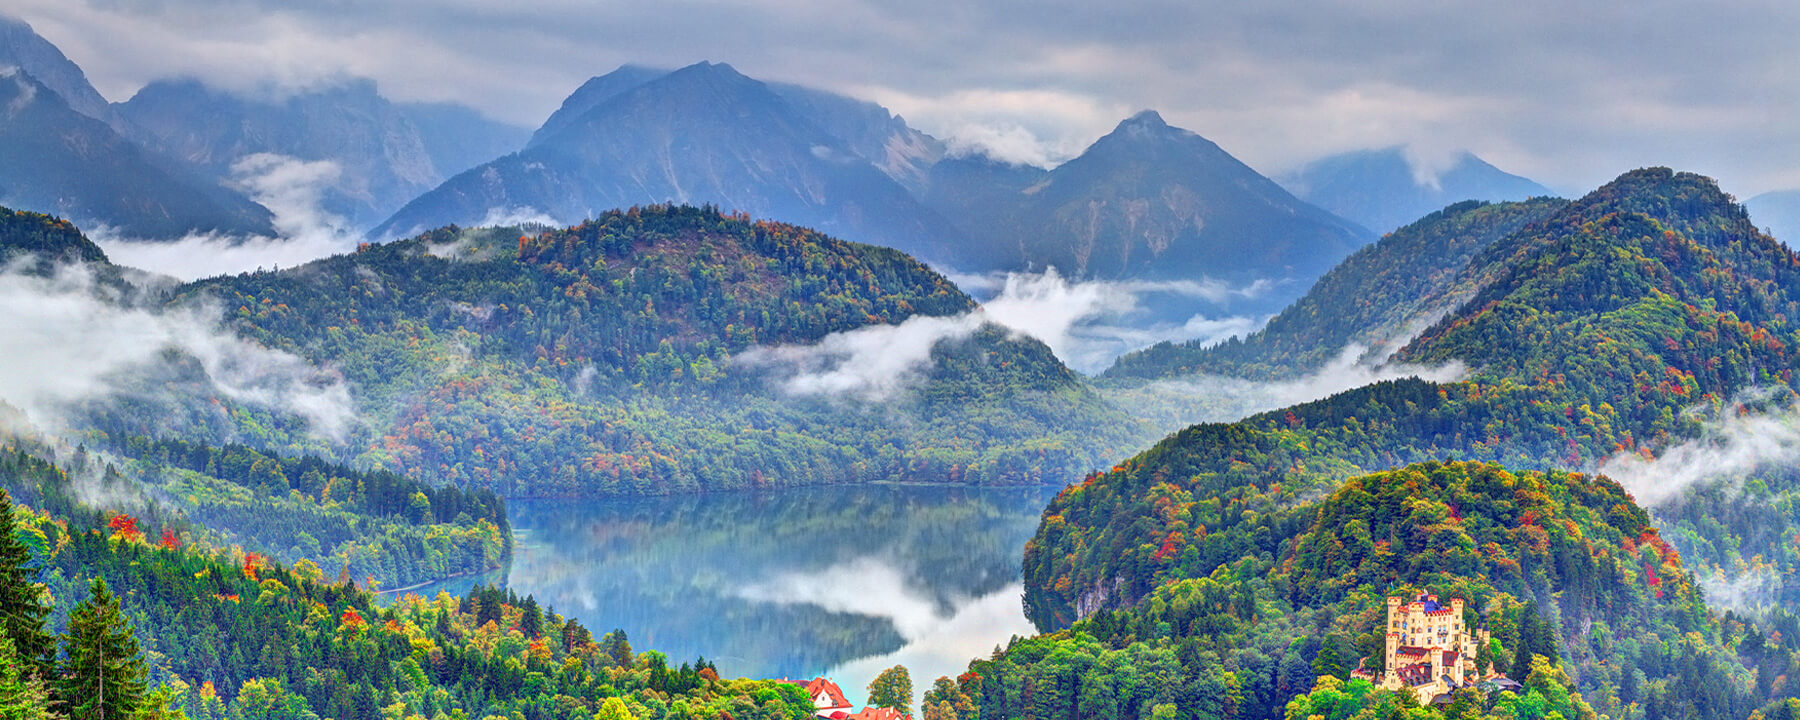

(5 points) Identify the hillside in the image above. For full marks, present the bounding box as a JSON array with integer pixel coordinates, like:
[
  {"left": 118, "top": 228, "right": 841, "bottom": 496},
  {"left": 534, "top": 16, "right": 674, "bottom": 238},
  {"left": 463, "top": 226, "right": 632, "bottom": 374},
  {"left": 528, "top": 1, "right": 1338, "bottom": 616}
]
[
  {"left": 1022, "top": 169, "right": 1800, "bottom": 650},
  {"left": 170, "top": 204, "right": 1143, "bottom": 496},
  {"left": 0, "top": 14, "right": 113, "bottom": 123},
  {"left": 0, "top": 69, "right": 276, "bottom": 239},
  {"left": 375, "top": 62, "right": 965, "bottom": 266},
  {"left": 1282, "top": 147, "right": 1553, "bottom": 234},
  {"left": 0, "top": 446, "right": 812, "bottom": 720},
  {"left": 1106, "top": 198, "right": 1568, "bottom": 380},
  {"left": 115, "top": 78, "right": 446, "bottom": 229},
  {"left": 928, "top": 111, "right": 1373, "bottom": 319},
  {"left": 983, "top": 461, "right": 1765, "bottom": 720}
]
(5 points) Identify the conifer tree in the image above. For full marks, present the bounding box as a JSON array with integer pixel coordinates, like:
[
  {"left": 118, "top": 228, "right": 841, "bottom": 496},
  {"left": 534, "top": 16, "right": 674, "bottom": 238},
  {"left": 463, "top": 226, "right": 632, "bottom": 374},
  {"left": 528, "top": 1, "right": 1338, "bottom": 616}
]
[
  {"left": 57, "top": 578, "right": 146, "bottom": 720},
  {"left": 0, "top": 634, "right": 50, "bottom": 720},
  {"left": 0, "top": 492, "right": 52, "bottom": 676}
]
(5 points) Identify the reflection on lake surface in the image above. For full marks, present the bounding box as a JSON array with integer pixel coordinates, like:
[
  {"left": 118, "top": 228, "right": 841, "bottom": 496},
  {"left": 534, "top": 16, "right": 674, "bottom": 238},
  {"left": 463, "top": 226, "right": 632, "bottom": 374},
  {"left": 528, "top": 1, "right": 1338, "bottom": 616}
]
[{"left": 411, "top": 483, "right": 1057, "bottom": 707}]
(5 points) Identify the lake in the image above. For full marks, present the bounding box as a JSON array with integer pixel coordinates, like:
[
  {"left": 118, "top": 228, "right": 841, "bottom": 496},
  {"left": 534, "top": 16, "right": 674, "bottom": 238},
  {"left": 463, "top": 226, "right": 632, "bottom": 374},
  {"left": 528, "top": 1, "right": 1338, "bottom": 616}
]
[{"left": 404, "top": 483, "right": 1061, "bottom": 708}]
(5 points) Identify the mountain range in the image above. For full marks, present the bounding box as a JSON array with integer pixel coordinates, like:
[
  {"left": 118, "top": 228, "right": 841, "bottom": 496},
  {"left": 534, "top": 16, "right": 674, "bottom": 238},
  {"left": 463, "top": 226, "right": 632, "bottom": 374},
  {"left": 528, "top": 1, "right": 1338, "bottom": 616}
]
[
  {"left": 1279, "top": 146, "right": 1553, "bottom": 235},
  {"left": 0, "top": 67, "right": 276, "bottom": 239}
]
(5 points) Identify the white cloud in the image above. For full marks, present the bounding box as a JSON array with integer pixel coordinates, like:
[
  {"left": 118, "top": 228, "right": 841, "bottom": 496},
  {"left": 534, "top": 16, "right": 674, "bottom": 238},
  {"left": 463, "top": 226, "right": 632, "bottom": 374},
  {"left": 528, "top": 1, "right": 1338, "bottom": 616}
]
[
  {"left": 1117, "top": 343, "right": 1468, "bottom": 428},
  {"left": 736, "top": 556, "right": 1034, "bottom": 714},
  {"left": 1598, "top": 393, "right": 1800, "bottom": 507},
  {"left": 735, "top": 313, "right": 984, "bottom": 402},
  {"left": 0, "top": 260, "right": 355, "bottom": 441},
  {"left": 738, "top": 268, "right": 1271, "bottom": 398},
  {"left": 94, "top": 153, "right": 357, "bottom": 280}
]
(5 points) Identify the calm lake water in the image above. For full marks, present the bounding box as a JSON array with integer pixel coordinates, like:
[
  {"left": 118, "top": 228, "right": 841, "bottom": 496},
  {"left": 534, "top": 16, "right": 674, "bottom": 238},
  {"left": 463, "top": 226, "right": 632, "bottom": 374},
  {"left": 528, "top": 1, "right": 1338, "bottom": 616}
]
[{"left": 404, "top": 483, "right": 1060, "bottom": 707}]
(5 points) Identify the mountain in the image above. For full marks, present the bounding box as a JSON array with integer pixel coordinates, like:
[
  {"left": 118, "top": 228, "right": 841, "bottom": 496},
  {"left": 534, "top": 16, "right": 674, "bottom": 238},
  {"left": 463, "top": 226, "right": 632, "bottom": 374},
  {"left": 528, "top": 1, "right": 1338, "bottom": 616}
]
[
  {"left": 987, "top": 460, "right": 1760, "bottom": 720},
  {"left": 0, "top": 15, "right": 113, "bottom": 123},
  {"left": 175, "top": 204, "right": 1143, "bottom": 496},
  {"left": 1748, "top": 189, "right": 1800, "bottom": 246},
  {"left": 1028, "top": 167, "right": 1800, "bottom": 629},
  {"left": 764, "top": 80, "right": 945, "bottom": 193},
  {"left": 526, "top": 64, "right": 946, "bottom": 192},
  {"left": 0, "top": 69, "right": 276, "bottom": 239},
  {"left": 1015, "top": 171, "right": 1800, "bottom": 720},
  {"left": 1106, "top": 197, "right": 1568, "bottom": 380},
  {"left": 115, "top": 77, "right": 444, "bottom": 230},
  {"left": 926, "top": 111, "right": 1373, "bottom": 317},
  {"left": 395, "top": 101, "right": 530, "bottom": 179},
  {"left": 918, "top": 152, "right": 1049, "bottom": 263},
  {"left": 526, "top": 64, "right": 669, "bottom": 147},
  {"left": 374, "top": 62, "right": 965, "bottom": 265},
  {"left": 1282, "top": 147, "right": 1554, "bottom": 234}
]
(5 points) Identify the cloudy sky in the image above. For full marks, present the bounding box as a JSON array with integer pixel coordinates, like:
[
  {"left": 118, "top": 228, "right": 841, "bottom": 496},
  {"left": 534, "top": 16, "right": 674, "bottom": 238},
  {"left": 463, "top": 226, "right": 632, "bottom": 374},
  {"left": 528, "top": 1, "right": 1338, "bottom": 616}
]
[{"left": 9, "top": 0, "right": 1800, "bottom": 196}]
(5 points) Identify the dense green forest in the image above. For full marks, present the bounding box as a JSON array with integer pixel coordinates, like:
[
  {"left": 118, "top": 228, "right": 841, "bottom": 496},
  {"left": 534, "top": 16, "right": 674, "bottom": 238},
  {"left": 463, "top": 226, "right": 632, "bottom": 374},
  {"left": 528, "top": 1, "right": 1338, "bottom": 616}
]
[
  {"left": 1004, "top": 169, "right": 1800, "bottom": 719},
  {"left": 1106, "top": 198, "right": 1568, "bottom": 381},
  {"left": 131, "top": 204, "right": 1143, "bottom": 496},
  {"left": 0, "top": 429, "right": 510, "bottom": 593},
  {"left": 960, "top": 462, "right": 1779, "bottom": 720},
  {"left": 0, "top": 447, "right": 820, "bottom": 720}
]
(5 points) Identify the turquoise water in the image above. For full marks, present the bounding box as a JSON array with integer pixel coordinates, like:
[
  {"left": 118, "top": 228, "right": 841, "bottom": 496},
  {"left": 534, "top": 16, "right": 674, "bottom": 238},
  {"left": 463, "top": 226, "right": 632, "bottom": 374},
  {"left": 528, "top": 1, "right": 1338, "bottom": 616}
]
[{"left": 395, "top": 483, "right": 1059, "bottom": 706}]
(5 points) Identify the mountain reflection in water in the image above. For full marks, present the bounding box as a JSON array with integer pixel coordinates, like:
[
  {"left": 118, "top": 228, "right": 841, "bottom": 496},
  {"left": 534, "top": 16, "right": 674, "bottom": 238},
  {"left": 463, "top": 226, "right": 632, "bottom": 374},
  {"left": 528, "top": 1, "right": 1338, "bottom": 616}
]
[{"left": 405, "top": 483, "right": 1058, "bottom": 702}]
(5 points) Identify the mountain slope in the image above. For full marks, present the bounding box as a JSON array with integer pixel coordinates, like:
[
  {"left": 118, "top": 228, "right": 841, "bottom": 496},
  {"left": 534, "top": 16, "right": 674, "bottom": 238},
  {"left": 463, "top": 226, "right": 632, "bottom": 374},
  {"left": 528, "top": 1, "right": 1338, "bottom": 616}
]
[
  {"left": 766, "top": 80, "right": 945, "bottom": 193},
  {"left": 116, "top": 78, "right": 443, "bottom": 229},
  {"left": 178, "top": 204, "right": 1143, "bottom": 496},
  {"left": 0, "top": 70, "right": 275, "bottom": 239},
  {"left": 1025, "top": 168, "right": 1800, "bottom": 632},
  {"left": 526, "top": 64, "right": 668, "bottom": 147},
  {"left": 1106, "top": 197, "right": 1569, "bottom": 380},
  {"left": 987, "top": 461, "right": 1760, "bottom": 720},
  {"left": 1283, "top": 147, "right": 1554, "bottom": 234},
  {"left": 1024, "top": 111, "right": 1369, "bottom": 285},
  {"left": 929, "top": 111, "right": 1373, "bottom": 319},
  {"left": 374, "top": 62, "right": 965, "bottom": 265},
  {"left": 0, "top": 15, "right": 113, "bottom": 123},
  {"left": 396, "top": 101, "right": 529, "bottom": 178},
  {"left": 1748, "top": 189, "right": 1800, "bottom": 247}
]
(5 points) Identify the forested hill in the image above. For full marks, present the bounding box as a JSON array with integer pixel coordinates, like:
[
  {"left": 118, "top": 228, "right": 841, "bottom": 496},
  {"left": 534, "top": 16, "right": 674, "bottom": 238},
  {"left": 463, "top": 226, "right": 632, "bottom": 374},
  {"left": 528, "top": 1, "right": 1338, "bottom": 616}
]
[
  {"left": 0, "top": 447, "right": 815, "bottom": 720},
  {"left": 1107, "top": 198, "right": 1568, "bottom": 380},
  {"left": 0, "top": 206, "right": 108, "bottom": 268},
  {"left": 1022, "top": 168, "right": 1800, "bottom": 635},
  {"left": 164, "top": 204, "right": 1143, "bottom": 496},
  {"left": 983, "top": 461, "right": 1771, "bottom": 720}
]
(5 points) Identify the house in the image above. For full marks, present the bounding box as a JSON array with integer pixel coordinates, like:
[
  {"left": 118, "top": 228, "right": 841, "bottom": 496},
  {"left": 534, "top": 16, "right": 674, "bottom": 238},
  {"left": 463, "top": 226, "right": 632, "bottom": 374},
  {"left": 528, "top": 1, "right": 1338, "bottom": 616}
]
[
  {"left": 843, "top": 708, "right": 906, "bottom": 720},
  {"left": 789, "top": 677, "right": 853, "bottom": 718},
  {"left": 1375, "top": 594, "right": 1492, "bottom": 704}
]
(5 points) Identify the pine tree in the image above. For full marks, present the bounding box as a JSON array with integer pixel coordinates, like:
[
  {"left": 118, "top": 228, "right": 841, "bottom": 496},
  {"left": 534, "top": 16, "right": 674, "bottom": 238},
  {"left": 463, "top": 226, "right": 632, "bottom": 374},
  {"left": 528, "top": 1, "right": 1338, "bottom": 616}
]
[
  {"left": 0, "top": 492, "right": 52, "bottom": 676},
  {"left": 56, "top": 578, "right": 146, "bottom": 720},
  {"left": 0, "top": 634, "right": 50, "bottom": 720}
]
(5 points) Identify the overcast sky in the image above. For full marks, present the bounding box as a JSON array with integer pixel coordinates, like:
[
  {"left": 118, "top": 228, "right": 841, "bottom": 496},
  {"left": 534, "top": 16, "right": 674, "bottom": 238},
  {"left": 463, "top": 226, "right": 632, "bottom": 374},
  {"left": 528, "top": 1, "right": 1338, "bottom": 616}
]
[{"left": 10, "top": 0, "right": 1800, "bottom": 196}]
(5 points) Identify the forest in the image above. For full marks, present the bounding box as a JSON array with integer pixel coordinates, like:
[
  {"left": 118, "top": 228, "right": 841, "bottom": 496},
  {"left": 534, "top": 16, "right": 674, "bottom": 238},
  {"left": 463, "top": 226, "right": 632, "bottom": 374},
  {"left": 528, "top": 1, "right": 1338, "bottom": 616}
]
[{"left": 127, "top": 205, "right": 1144, "bottom": 496}]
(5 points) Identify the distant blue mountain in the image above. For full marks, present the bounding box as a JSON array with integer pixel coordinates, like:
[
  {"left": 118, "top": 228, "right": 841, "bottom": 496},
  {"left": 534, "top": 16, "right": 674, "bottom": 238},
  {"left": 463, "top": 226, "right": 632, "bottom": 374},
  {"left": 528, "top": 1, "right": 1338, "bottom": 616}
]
[
  {"left": 374, "top": 62, "right": 965, "bottom": 264},
  {"left": 0, "top": 69, "right": 274, "bottom": 239},
  {"left": 115, "top": 79, "right": 526, "bottom": 231},
  {"left": 1281, "top": 147, "right": 1552, "bottom": 234},
  {"left": 1748, "top": 190, "right": 1800, "bottom": 246},
  {"left": 0, "top": 14, "right": 114, "bottom": 123},
  {"left": 398, "top": 101, "right": 530, "bottom": 179}
]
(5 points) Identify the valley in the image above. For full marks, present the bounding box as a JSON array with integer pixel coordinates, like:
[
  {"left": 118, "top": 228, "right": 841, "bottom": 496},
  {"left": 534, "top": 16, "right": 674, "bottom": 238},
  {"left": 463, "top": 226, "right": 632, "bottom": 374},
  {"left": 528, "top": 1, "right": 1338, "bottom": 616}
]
[{"left": 1, "top": 6, "right": 1799, "bottom": 720}]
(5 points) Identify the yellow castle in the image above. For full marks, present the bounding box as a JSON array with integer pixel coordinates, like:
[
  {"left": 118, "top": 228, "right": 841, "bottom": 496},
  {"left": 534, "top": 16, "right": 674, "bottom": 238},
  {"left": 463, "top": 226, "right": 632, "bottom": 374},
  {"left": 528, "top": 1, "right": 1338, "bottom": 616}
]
[{"left": 1355, "top": 593, "right": 1490, "bottom": 703}]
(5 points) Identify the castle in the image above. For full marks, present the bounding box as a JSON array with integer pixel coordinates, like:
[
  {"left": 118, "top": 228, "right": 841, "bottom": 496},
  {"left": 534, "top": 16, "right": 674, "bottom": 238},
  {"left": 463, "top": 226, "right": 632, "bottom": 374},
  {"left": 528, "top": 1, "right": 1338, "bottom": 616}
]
[{"left": 1352, "top": 593, "right": 1491, "bottom": 704}]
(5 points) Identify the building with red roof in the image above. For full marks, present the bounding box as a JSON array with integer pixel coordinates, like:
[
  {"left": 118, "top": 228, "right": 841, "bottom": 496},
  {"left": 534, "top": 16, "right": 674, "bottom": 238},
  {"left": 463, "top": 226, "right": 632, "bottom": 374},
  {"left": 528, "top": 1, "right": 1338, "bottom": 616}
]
[
  {"left": 1376, "top": 594, "right": 1491, "bottom": 703},
  {"left": 800, "top": 678, "right": 853, "bottom": 718}
]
